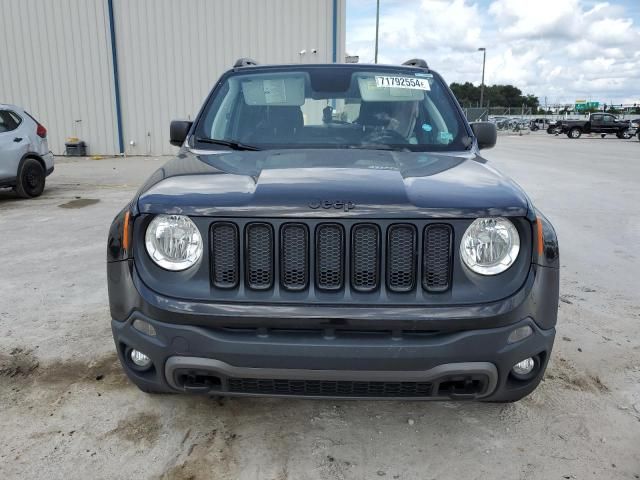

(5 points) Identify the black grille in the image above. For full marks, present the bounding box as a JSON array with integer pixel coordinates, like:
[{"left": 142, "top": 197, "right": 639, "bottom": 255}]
[
  {"left": 316, "top": 224, "right": 344, "bottom": 290},
  {"left": 280, "top": 223, "right": 308, "bottom": 291},
  {"left": 351, "top": 224, "right": 380, "bottom": 292},
  {"left": 246, "top": 223, "right": 274, "bottom": 290},
  {"left": 227, "top": 378, "right": 432, "bottom": 397},
  {"left": 210, "top": 223, "right": 239, "bottom": 288},
  {"left": 387, "top": 224, "right": 417, "bottom": 292},
  {"left": 423, "top": 224, "right": 453, "bottom": 292},
  {"left": 209, "top": 220, "right": 454, "bottom": 294}
]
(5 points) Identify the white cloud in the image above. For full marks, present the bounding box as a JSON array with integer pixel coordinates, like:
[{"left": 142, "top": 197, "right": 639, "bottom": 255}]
[
  {"left": 489, "top": 0, "right": 583, "bottom": 39},
  {"left": 589, "top": 17, "right": 635, "bottom": 45},
  {"left": 346, "top": 0, "right": 640, "bottom": 104}
]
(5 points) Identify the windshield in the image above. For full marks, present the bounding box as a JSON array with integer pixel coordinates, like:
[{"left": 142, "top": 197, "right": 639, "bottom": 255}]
[{"left": 194, "top": 66, "right": 470, "bottom": 152}]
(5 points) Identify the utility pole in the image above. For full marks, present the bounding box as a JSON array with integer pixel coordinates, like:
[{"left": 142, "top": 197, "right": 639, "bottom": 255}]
[
  {"left": 478, "top": 47, "right": 486, "bottom": 108},
  {"left": 374, "top": 0, "right": 380, "bottom": 63}
]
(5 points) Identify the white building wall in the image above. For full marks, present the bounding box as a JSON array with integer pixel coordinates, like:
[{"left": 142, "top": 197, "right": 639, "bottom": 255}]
[
  {"left": 0, "top": 0, "right": 119, "bottom": 155},
  {"left": 114, "top": 0, "right": 346, "bottom": 155},
  {"left": 0, "top": 0, "right": 346, "bottom": 156}
]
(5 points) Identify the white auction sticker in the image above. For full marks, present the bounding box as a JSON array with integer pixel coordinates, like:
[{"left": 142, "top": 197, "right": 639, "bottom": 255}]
[{"left": 375, "top": 76, "right": 430, "bottom": 90}]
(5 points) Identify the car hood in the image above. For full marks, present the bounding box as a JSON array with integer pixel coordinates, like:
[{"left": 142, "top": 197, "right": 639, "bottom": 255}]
[{"left": 136, "top": 149, "right": 530, "bottom": 218}]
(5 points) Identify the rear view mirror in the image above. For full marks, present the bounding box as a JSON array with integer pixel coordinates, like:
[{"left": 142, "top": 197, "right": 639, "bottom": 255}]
[
  {"left": 170, "top": 120, "right": 193, "bottom": 146},
  {"left": 470, "top": 122, "right": 497, "bottom": 150}
]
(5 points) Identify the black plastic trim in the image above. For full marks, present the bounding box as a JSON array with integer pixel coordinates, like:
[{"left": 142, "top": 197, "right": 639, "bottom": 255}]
[
  {"left": 210, "top": 222, "right": 240, "bottom": 289},
  {"left": 280, "top": 222, "right": 310, "bottom": 292},
  {"left": 315, "top": 223, "right": 345, "bottom": 291},
  {"left": 165, "top": 357, "right": 497, "bottom": 399},
  {"left": 350, "top": 223, "right": 381, "bottom": 293},
  {"left": 386, "top": 223, "right": 418, "bottom": 293},
  {"left": 422, "top": 223, "right": 453, "bottom": 293},
  {"left": 244, "top": 222, "right": 275, "bottom": 291}
]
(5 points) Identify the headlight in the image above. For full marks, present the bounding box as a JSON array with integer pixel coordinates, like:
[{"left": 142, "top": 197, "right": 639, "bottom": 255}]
[
  {"left": 632, "top": 123, "right": 639, "bottom": 129},
  {"left": 145, "top": 215, "right": 203, "bottom": 271},
  {"left": 460, "top": 217, "right": 520, "bottom": 275}
]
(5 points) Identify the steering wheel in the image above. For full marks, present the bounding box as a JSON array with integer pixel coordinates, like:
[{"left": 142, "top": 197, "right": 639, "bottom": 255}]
[{"left": 361, "top": 129, "right": 409, "bottom": 145}]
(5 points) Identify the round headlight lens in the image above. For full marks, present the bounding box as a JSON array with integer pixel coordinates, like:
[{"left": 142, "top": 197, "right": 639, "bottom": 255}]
[
  {"left": 460, "top": 217, "right": 520, "bottom": 275},
  {"left": 145, "top": 215, "right": 203, "bottom": 271}
]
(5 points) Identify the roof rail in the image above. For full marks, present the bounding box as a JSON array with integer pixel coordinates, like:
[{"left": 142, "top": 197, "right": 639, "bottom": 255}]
[
  {"left": 402, "top": 58, "right": 429, "bottom": 69},
  {"left": 233, "top": 57, "right": 259, "bottom": 68}
]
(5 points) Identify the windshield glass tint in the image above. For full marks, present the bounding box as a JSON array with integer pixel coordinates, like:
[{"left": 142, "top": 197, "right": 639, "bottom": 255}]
[{"left": 195, "top": 67, "right": 469, "bottom": 151}]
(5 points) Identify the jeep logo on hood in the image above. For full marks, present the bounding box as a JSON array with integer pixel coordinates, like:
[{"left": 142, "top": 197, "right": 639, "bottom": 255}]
[{"left": 309, "top": 200, "right": 355, "bottom": 212}]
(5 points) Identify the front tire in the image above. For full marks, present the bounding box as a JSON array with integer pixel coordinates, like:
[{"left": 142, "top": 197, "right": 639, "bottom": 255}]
[
  {"left": 617, "top": 131, "right": 632, "bottom": 139},
  {"left": 568, "top": 127, "right": 582, "bottom": 139},
  {"left": 15, "top": 158, "right": 46, "bottom": 198}
]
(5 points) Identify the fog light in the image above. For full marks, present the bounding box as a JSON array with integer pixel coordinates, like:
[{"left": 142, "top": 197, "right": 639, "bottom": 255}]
[
  {"left": 132, "top": 319, "right": 157, "bottom": 336},
  {"left": 130, "top": 349, "right": 152, "bottom": 369},
  {"left": 512, "top": 357, "right": 535, "bottom": 378},
  {"left": 507, "top": 325, "right": 532, "bottom": 344}
]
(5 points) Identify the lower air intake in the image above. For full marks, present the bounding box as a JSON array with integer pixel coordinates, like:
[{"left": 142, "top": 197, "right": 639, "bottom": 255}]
[{"left": 227, "top": 378, "right": 433, "bottom": 397}]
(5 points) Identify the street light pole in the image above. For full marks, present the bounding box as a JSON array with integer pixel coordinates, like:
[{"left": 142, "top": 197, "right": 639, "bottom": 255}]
[
  {"left": 374, "top": 0, "right": 380, "bottom": 63},
  {"left": 478, "top": 47, "right": 486, "bottom": 109}
]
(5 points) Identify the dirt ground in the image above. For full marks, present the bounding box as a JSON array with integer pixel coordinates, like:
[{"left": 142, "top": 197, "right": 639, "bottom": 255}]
[{"left": 1, "top": 133, "right": 639, "bottom": 479}]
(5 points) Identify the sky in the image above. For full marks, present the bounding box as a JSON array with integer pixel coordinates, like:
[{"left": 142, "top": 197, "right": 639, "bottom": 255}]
[{"left": 346, "top": 0, "right": 640, "bottom": 105}]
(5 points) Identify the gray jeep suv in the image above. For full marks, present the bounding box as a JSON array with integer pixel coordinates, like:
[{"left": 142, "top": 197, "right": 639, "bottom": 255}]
[{"left": 107, "top": 59, "right": 559, "bottom": 402}]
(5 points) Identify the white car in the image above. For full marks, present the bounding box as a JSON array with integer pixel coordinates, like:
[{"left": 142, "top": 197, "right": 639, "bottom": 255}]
[{"left": 0, "top": 104, "right": 54, "bottom": 198}]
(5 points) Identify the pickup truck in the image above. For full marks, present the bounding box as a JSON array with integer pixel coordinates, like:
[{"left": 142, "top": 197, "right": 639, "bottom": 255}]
[{"left": 558, "top": 113, "right": 632, "bottom": 139}]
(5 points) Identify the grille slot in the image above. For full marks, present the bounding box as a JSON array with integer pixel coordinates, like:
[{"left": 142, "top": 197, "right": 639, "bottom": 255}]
[
  {"left": 246, "top": 223, "right": 274, "bottom": 290},
  {"left": 227, "top": 378, "right": 433, "bottom": 397},
  {"left": 423, "top": 224, "right": 453, "bottom": 292},
  {"left": 280, "top": 223, "right": 309, "bottom": 291},
  {"left": 210, "top": 222, "right": 239, "bottom": 288},
  {"left": 387, "top": 224, "right": 417, "bottom": 292},
  {"left": 351, "top": 224, "right": 381, "bottom": 292},
  {"left": 316, "top": 224, "right": 345, "bottom": 290}
]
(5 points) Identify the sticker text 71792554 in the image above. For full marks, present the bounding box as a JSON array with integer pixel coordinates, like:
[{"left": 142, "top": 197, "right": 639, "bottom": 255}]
[{"left": 375, "top": 76, "right": 430, "bottom": 91}]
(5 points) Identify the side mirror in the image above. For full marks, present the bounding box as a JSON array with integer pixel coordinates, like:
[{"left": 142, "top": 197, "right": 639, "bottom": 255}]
[
  {"left": 470, "top": 122, "right": 497, "bottom": 150},
  {"left": 170, "top": 120, "right": 193, "bottom": 146}
]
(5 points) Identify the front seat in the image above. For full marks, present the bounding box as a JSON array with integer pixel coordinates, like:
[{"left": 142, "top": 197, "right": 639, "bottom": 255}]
[
  {"left": 247, "top": 106, "right": 303, "bottom": 144},
  {"left": 356, "top": 101, "right": 395, "bottom": 128}
]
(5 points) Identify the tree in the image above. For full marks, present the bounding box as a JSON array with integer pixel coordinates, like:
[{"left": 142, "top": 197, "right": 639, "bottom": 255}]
[
  {"left": 523, "top": 95, "right": 540, "bottom": 114},
  {"left": 450, "top": 82, "right": 540, "bottom": 111},
  {"left": 449, "top": 82, "right": 480, "bottom": 106}
]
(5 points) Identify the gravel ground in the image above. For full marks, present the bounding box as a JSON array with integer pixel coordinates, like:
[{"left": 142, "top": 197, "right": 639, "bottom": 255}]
[{"left": 1, "top": 133, "right": 639, "bottom": 479}]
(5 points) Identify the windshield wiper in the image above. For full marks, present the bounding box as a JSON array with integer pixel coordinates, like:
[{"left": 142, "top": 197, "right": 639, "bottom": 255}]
[{"left": 194, "top": 137, "right": 260, "bottom": 151}]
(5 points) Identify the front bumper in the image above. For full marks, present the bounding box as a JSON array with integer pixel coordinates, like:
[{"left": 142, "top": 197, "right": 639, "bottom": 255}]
[
  {"left": 113, "top": 314, "right": 554, "bottom": 401},
  {"left": 108, "top": 260, "right": 558, "bottom": 401}
]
